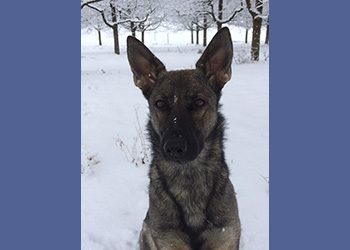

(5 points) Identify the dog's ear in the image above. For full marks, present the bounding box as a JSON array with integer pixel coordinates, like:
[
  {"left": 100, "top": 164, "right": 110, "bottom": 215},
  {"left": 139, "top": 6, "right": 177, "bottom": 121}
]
[
  {"left": 196, "top": 27, "right": 233, "bottom": 93},
  {"left": 127, "top": 36, "right": 166, "bottom": 98}
]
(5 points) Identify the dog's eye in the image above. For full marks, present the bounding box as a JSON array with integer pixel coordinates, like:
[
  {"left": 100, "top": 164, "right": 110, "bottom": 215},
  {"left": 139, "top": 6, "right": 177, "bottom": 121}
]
[
  {"left": 155, "top": 100, "right": 166, "bottom": 109},
  {"left": 194, "top": 99, "right": 205, "bottom": 108}
]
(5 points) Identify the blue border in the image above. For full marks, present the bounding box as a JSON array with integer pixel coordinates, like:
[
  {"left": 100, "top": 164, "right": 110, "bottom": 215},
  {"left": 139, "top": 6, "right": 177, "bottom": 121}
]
[
  {"left": 0, "top": 1, "right": 81, "bottom": 249},
  {"left": 1, "top": 1, "right": 350, "bottom": 249},
  {"left": 271, "top": 1, "right": 350, "bottom": 249}
]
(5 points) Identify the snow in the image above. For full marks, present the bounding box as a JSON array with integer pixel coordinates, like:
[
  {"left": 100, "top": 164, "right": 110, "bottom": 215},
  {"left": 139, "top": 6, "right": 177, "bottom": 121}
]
[{"left": 82, "top": 27, "right": 269, "bottom": 250}]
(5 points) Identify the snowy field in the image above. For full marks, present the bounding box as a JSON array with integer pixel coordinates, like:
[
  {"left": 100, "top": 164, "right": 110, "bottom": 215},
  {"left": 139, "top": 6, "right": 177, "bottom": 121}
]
[{"left": 81, "top": 26, "right": 269, "bottom": 250}]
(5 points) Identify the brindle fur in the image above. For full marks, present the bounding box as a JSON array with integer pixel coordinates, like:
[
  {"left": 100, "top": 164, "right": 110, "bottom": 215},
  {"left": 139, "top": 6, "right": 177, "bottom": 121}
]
[{"left": 127, "top": 28, "right": 241, "bottom": 250}]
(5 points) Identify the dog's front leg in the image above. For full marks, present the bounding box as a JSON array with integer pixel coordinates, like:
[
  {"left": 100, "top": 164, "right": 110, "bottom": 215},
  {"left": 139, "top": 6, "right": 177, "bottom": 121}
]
[
  {"left": 199, "top": 224, "right": 241, "bottom": 250},
  {"left": 139, "top": 221, "right": 191, "bottom": 250}
]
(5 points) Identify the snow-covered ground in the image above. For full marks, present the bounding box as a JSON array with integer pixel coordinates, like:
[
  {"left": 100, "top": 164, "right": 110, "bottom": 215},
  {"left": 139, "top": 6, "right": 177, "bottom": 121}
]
[{"left": 81, "top": 27, "right": 269, "bottom": 250}]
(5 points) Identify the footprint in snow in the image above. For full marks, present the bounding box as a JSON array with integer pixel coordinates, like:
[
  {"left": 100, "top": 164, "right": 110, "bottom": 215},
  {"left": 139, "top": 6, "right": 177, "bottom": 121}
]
[
  {"left": 81, "top": 102, "right": 89, "bottom": 116},
  {"left": 88, "top": 84, "right": 98, "bottom": 90}
]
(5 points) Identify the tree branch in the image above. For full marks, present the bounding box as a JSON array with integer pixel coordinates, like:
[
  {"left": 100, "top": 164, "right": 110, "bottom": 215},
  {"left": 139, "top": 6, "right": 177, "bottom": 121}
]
[
  {"left": 246, "top": 0, "right": 263, "bottom": 18},
  {"left": 81, "top": 0, "right": 104, "bottom": 10},
  {"left": 221, "top": 7, "right": 243, "bottom": 24},
  {"left": 208, "top": 2, "right": 218, "bottom": 22},
  {"left": 206, "top": 0, "right": 243, "bottom": 25},
  {"left": 85, "top": 3, "right": 113, "bottom": 28}
]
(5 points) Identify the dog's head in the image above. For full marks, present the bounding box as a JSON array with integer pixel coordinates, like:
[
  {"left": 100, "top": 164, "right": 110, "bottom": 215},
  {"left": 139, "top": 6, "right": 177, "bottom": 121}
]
[{"left": 127, "top": 28, "right": 233, "bottom": 163}]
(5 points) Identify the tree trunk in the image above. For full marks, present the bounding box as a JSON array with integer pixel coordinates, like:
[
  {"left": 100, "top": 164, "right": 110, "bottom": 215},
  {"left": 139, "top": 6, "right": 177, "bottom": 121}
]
[
  {"left": 191, "top": 29, "right": 194, "bottom": 44},
  {"left": 217, "top": 22, "right": 222, "bottom": 30},
  {"left": 251, "top": 17, "right": 262, "bottom": 61},
  {"left": 265, "top": 23, "right": 269, "bottom": 44},
  {"left": 246, "top": 0, "right": 263, "bottom": 61},
  {"left": 113, "top": 24, "right": 120, "bottom": 55},
  {"left": 131, "top": 22, "right": 136, "bottom": 37},
  {"left": 110, "top": 3, "right": 119, "bottom": 54},
  {"left": 245, "top": 29, "right": 248, "bottom": 44},
  {"left": 217, "top": 0, "right": 223, "bottom": 31},
  {"left": 196, "top": 25, "right": 199, "bottom": 45},
  {"left": 203, "top": 16, "right": 208, "bottom": 46},
  {"left": 98, "top": 30, "right": 102, "bottom": 46},
  {"left": 142, "top": 30, "right": 145, "bottom": 43}
]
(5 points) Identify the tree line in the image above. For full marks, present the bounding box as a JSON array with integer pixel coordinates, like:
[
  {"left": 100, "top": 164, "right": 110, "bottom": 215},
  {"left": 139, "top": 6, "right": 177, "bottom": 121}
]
[{"left": 81, "top": 0, "right": 269, "bottom": 61}]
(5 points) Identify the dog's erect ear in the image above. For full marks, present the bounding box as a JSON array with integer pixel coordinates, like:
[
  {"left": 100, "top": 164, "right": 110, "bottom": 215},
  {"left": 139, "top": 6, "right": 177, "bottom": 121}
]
[
  {"left": 196, "top": 27, "right": 233, "bottom": 93},
  {"left": 127, "top": 36, "right": 166, "bottom": 98}
]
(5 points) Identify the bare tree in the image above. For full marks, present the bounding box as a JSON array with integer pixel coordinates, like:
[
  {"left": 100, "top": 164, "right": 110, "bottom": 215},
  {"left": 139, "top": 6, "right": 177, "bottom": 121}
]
[
  {"left": 193, "top": 15, "right": 212, "bottom": 46},
  {"left": 207, "top": 0, "right": 244, "bottom": 30},
  {"left": 119, "top": 0, "right": 163, "bottom": 43},
  {"left": 246, "top": 0, "right": 263, "bottom": 61},
  {"left": 81, "top": 0, "right": 152, "bottom": 54},
  {"left": 119, "top": 0, "right": 157, "bottom": 37},
  {"left": 82, "top": 0, "right": 122, "bottom": 54},
  {"left": 81, "top": 5, "right": 106, "bottom": 45},
  {"left": 231, "top": 7, "right": 252, "bottom": 43},
  {"left": 137, "top": 14, "right": 164, "bottom": 43},
  {"left": 263, "top": 1, "right": 269, "bottom": 44},
  {"left": 265, "top": 16, "right": 269, "bottom": 44},
  {"left": 169, "top": 0, "right": 213, "bottom": 45},
  {"left": 169, "top": 0, "right": 203, "bottom": 44}
]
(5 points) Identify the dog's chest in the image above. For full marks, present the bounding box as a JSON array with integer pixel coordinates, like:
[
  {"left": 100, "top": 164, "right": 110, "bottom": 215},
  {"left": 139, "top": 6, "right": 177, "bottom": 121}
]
[{"left": 167, "top": 167, "right": 213, "bottom": 228}]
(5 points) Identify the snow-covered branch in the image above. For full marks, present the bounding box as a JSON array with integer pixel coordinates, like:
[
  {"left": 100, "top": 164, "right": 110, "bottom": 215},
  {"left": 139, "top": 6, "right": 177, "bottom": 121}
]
[
  {"left": 246, "top": 0, "right": 263, "bottom": 17},
  {"left": 84, "top": 3, "right": 114, "bottom": 28},
  {"left": 204, "top": 0, "right": 244, "bottom": 29},
  {"left": 81, "top": 0, "right": 104, "bottom": 10},
  {"left": 84, "top": 0, "right": 155, "bottom": 29}
]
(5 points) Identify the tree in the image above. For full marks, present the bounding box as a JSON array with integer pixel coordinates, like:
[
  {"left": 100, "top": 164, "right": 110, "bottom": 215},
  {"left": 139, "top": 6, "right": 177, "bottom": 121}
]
[
  {"left": 262, "top": 1, "right": 269, "bottom": 44},
  {"left": 201, "top": 15, "right": 211, "bottom": 46},
  {"left": 81, "top": 0, "right": 154, "bottom": 54},
  {"left": 207, "top": 0, "right": 244, "bottom": 30},
  {"left": 168, "top": 0, "right": 213, "bottom": 46},
  {"left": 81, "top": 5, "right": 106, "bottom": 45},
  {"left": 137, "top": 14, "right": 164, "bottom": 43},
  {"left": 118, "top": 0, "right": 163, "bottom": 43},
  {"left": 81, "top": 0, "right": 122, "bottom": 54},
  {"left": 246, "top": 0, "right": 263, "bottom": 61},
  {"left": 169, "top": 0, "right": 203, "bottom": 44},
  {"left": 167, "top": 9, "right": 195, "bottom": 44},
  {"left": 245, "top": 0, "right": 268, "bottom": 60},
  {"left": 231, "top": 7, "right": 252, "bottom": 43},
  {"left": 119, "top": 0, "right": 161, "bottom": 38},
  {"left": 265, "top": 16, "right": 269, "bottom": 44}
]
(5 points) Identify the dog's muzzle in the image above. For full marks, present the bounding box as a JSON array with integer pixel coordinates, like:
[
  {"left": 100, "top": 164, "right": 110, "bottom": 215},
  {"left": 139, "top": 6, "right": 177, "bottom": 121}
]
[
  {"left": 163, "top": 136, "right": 188, "bottom": 159},
  {"left": 160, "top": 122, "right": 203, "bottom": 163}
]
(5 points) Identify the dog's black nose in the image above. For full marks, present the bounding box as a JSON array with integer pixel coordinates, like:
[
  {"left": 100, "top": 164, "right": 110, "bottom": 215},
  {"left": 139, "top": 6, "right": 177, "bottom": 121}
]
[{"left": 163, "top": 137, "right": 188, "bottom": 159}]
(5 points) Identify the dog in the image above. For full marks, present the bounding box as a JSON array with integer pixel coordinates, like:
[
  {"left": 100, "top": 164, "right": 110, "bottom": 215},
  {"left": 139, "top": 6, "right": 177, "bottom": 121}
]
[{"left": 127, "top": 27, "right": 241, "bottom": 250}]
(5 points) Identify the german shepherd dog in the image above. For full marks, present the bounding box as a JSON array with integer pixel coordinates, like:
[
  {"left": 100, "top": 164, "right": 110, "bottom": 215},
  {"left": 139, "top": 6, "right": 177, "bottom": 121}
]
[{"left": 127, "top": 27, "right": 240, "bottom": 250}]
